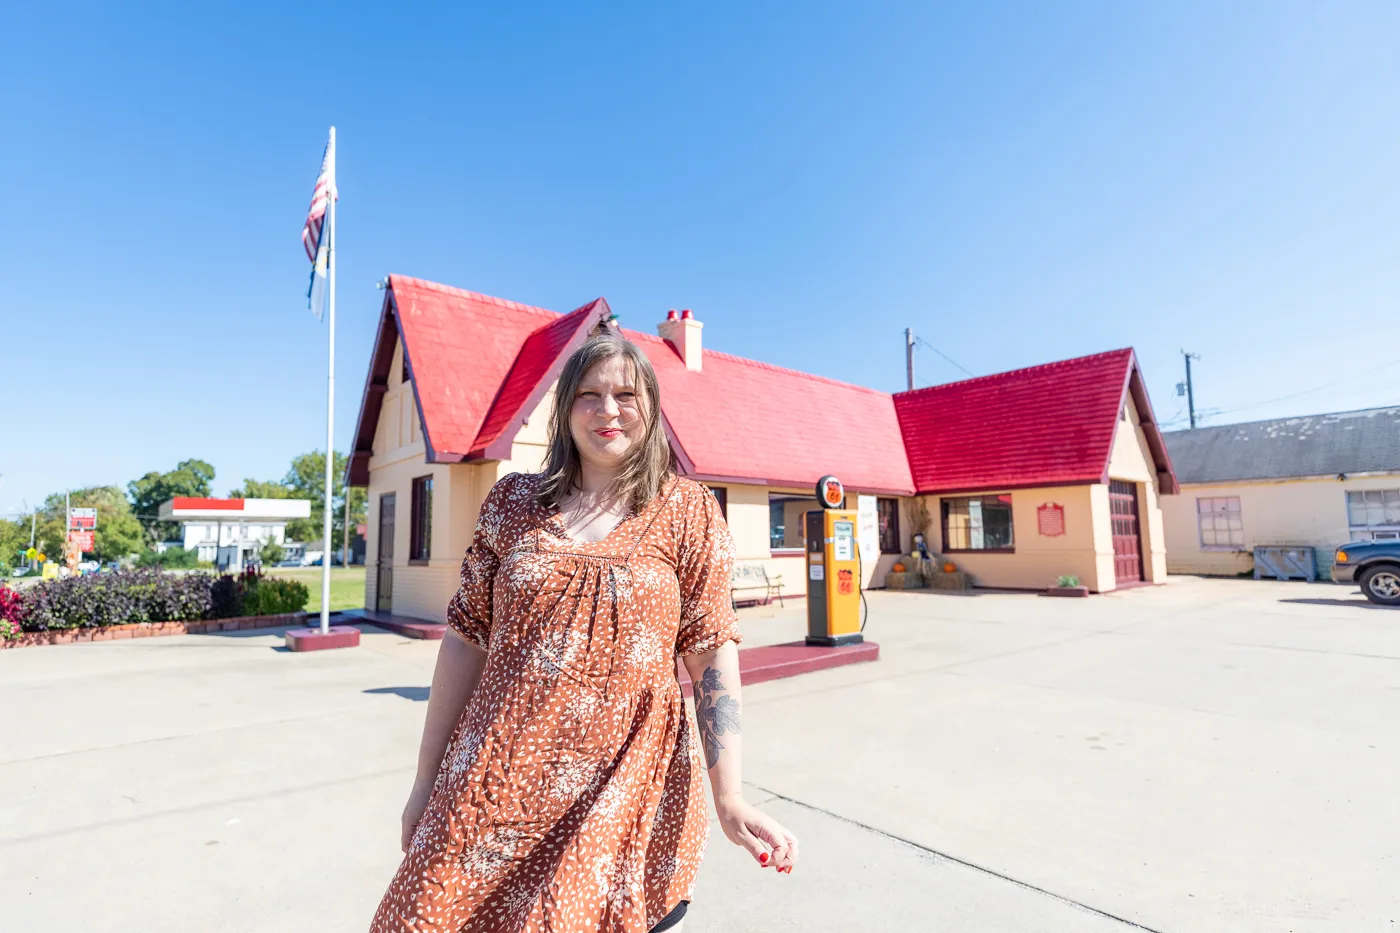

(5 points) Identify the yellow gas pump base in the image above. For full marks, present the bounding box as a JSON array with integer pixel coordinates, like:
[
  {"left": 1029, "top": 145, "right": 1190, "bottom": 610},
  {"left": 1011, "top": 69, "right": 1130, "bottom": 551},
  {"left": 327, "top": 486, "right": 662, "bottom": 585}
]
[{"left": 805, "top": 508, "right": 864, "bottom": 647}]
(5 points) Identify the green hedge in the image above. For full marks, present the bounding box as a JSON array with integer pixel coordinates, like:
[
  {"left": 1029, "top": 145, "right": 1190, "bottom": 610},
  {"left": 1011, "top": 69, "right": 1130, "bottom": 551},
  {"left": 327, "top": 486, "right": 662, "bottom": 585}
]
[{"left": 243, "top": 577, "right": 309, "bottom": 616}]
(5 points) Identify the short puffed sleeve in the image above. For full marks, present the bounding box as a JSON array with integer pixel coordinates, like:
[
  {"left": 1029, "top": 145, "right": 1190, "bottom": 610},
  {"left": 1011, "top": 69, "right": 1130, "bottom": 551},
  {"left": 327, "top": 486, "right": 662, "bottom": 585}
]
[
  {"left": 674, "top": 482, "right": 743, "bottom": 656},
  {"left": 445, "top": 477, "right": 510, "bottom": 648}
]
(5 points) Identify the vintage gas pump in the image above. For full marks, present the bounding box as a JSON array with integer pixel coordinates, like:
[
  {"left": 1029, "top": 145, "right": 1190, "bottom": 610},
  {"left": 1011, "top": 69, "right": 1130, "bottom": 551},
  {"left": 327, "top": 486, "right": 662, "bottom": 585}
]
[{"left": 805, "top": 475, "right": 864, "bottom": 646}]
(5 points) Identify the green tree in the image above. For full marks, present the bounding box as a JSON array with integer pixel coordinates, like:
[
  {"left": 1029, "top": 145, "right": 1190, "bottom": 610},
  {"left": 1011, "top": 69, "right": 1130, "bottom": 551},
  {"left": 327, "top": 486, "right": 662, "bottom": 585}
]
[
  {"left": 260, "top": 539, "right": 285, "bottom": 565},
  {"left": 37, "top": 486, "right": 148, "bottom": 563},
  {"left": 0, "top": 517, "right": 28, "bottom": 572},
  {"left": 127, "top": 459, "right": 216, "bottom": 542},
  {"left": 228, "top": 479, "right": 295, "bottom": 499},
  {"left": 235, "top": 451, "right": 366, "bottom": 553}
]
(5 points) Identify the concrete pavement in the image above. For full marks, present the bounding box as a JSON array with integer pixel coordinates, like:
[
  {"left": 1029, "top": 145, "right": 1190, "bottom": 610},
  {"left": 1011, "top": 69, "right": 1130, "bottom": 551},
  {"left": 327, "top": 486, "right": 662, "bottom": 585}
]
[{"left": 1, "top": 576, "right": 1396, "bottom": 931}]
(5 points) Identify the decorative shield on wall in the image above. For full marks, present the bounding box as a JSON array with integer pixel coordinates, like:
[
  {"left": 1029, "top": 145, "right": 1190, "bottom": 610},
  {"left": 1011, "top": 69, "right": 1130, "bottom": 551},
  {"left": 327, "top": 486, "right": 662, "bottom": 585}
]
[{"left": 1037, "top": 503, "right": 1066, "bottom": 537}]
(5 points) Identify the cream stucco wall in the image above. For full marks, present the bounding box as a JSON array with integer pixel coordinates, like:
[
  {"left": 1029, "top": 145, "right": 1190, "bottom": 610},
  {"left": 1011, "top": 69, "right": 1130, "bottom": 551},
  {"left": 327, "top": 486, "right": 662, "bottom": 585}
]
[
  {"left": 1160, "top": 473, "right": 1400, "bottom": 576},
  {"left": 918, "top": 484, "right": 1113, "bottom": 591}
]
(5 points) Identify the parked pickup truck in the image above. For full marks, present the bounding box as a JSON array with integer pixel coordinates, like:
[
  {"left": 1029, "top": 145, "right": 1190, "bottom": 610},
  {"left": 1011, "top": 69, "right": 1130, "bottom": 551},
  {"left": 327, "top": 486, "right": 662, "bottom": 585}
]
[{"left": 1333, "top": 541, "right": 1400, "bottom": 606}]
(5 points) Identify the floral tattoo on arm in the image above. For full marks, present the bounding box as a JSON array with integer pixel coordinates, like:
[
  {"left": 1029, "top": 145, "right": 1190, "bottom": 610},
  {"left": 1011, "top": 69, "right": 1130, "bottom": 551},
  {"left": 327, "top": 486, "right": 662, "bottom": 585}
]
[{"left": 694, "top": 666, "right": 741, "bottom": 769}]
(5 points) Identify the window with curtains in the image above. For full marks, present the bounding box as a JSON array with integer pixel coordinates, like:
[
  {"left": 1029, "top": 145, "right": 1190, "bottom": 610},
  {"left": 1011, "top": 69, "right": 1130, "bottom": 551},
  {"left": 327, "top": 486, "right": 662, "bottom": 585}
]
[
  {"left": 410, "top": 475, "right": 433, "bottom": 562},
  {"left": 877, "top": 498, "right": 901, "bottom": 554},
  {"left": 942, "top": 495, "right": 1014, "bottom": 552}
]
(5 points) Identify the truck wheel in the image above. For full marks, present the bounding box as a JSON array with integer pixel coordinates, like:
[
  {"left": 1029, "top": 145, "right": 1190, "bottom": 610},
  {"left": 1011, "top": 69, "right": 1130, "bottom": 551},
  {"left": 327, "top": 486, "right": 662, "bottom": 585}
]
[{"left": 1359, "top": 565, "right": 1400, "bottom": 606}]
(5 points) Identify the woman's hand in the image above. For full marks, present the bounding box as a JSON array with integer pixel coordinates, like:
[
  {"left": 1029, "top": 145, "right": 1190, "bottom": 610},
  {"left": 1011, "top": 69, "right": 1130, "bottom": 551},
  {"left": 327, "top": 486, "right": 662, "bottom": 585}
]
[
  {"left": 400, "top": 781, "right": 433, "bottom": 853},
  {"left": 715, "top": 794, "right": 800, "bottom": 873}
]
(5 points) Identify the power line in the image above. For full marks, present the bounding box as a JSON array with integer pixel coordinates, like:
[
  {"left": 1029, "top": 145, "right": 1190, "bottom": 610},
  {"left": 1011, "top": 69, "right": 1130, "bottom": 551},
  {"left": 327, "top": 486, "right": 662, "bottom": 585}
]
[
  {"left": 1213, "top": 356, "right": 1400, "bottom": 417},
  {"left": 912, "top": 335, "right": 975, "bottom": 378}
]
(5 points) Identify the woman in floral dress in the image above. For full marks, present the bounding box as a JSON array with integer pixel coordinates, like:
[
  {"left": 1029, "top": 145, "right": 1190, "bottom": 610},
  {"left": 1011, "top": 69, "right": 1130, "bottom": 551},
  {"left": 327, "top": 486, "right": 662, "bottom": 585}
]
[{"left": 370, "top": 332, "right": 799, "bottom": 932}]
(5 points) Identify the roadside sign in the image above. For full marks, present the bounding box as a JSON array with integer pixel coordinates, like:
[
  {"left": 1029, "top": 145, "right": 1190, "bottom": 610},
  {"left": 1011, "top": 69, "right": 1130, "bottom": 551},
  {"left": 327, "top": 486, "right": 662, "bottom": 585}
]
[
  {"left": 68, "top": 530, "right": 95, "bottom": 552},
  {"left": 69, "top": 508, "right": 98, "bottom": 530},
  {"left": 25, "top": 546, "right": 38, "bottom": 560},
  {"left": 42, "top": 562, "right": 59, "bottom": 580}
]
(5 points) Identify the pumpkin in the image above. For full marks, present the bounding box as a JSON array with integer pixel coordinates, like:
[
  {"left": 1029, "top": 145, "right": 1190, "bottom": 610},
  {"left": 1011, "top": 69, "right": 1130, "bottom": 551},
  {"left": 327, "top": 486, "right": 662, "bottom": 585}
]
[
  {"left": 892, "top": 562, "right": 907, "bottom": 573},
  {"left": 943, "top": 562, "right": 957, "bottom": 573}
]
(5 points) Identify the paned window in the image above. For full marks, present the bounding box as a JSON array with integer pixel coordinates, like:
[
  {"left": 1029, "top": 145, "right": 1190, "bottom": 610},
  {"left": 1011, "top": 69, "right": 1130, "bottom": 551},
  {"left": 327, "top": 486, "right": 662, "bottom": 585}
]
[
  {"left": 1196, "top": 496, "right": 1243, "bottom": 549},
  {"left": 1346, "top": 489, "right": 1400, "bottom": 541}
]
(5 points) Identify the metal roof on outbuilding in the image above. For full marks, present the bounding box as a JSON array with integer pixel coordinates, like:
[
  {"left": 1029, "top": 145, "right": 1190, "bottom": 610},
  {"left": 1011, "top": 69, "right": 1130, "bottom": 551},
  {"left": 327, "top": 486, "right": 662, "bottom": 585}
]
[{"left": 1163, "top": 406, "right": 1400, "bottom": 484}]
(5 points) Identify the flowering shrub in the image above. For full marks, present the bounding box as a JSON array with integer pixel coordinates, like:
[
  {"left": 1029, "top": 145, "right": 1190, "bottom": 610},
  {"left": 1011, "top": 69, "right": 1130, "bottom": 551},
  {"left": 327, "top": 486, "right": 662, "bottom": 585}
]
[{"left": 0, "top": 585, "right": 24, "bottom": 640}]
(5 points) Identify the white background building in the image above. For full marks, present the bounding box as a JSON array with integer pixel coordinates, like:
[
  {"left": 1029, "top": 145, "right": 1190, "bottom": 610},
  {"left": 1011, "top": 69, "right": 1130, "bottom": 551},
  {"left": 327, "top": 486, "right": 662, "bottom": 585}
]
[{"left": 158, "top": 497, "right": 312, "bottom": 567}]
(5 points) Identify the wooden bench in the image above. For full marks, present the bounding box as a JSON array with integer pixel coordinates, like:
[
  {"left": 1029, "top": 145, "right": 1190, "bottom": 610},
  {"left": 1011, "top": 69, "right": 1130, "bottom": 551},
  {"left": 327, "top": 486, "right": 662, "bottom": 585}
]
[{"left": 731, "top": 562, "right": 784, "bottom": 608}]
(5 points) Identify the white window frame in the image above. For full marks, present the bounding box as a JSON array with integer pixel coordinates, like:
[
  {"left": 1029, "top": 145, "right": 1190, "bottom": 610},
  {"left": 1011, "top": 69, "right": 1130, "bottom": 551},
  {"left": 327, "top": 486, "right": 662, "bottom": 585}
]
[
  {"left": 1196, "top": 496, "right": 1244, "bottom": 550},
  {"left": 1346, "top": 488, "right": 1400, "bottom": 541}
]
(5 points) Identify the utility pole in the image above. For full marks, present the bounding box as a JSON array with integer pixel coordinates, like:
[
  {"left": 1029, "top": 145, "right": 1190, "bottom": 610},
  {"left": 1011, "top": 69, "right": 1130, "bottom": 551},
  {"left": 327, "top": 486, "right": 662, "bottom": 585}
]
[
  {"left": 905, "top": 328, "right": 915, "bottom": 391},
  {"left": 1181, "top": 350, "right": 1200, "bottom": 429}
]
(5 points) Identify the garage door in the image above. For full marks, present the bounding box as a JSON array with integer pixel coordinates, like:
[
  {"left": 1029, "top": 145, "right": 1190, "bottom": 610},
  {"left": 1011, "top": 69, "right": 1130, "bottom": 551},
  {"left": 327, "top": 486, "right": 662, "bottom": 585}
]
[{"left": 1109, "top": 480, "right": 1143, "bottom": 585}]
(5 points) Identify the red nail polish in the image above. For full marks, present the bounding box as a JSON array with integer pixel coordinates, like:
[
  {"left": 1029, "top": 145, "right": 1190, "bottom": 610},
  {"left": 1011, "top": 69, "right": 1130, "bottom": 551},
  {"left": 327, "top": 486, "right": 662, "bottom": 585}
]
[{"left": 759, "top": 852, "right": 769, "bottom": 864}]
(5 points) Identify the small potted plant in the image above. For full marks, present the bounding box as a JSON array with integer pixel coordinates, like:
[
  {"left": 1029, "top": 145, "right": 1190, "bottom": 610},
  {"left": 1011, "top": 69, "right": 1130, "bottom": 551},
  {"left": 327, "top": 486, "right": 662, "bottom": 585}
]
[{"left": 1047, "top": 574, "right": 1089, "bottom": 597}]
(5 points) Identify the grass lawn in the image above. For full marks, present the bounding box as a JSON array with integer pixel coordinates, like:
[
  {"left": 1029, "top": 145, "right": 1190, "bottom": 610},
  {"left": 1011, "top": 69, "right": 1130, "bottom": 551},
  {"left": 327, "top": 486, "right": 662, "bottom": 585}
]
[{"left": 264, "top": 566, "right": 365, "bottom": 614}]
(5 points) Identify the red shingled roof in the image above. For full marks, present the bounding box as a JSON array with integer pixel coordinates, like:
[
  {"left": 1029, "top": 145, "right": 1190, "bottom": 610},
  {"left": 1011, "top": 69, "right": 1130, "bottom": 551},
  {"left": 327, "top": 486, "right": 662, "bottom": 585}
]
[
  {"left": 625, "top": 331, "right": 914, "bottom": 494},
  {"left": 470, "top": 298, "right": 612, "bottom": 458},
  {"left": 892, "top": 349, "right": 1177, "bottom": 495},
  {"left": 348, "top": 277, "right": 1174, "bottom": 498}
]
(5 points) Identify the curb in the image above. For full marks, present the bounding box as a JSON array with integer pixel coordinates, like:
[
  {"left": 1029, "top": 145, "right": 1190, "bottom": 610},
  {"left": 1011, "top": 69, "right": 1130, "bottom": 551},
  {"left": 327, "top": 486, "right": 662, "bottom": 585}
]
[{"left": 0, "top": 611, "right": 325, "bottom": 649}]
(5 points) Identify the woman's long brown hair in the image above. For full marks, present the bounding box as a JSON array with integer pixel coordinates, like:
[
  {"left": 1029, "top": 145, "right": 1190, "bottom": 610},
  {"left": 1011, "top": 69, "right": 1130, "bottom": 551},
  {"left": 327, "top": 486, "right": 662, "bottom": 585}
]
[{"left": 536, "top": 332, "right": 675, "bottom": 513}]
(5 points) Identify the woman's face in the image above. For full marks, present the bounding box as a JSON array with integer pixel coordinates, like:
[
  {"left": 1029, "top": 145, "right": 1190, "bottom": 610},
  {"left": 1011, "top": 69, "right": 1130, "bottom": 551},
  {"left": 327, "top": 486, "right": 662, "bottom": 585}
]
[{"left": 569, "top": 356, "right": 646, "bottom": 476}]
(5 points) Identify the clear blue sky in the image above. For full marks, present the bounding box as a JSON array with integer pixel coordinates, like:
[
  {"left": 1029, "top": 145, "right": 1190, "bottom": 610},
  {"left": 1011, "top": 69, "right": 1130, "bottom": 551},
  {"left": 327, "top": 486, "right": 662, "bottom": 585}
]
[{"left": 3, "top": 1, "right": 1398, "bottom": 515}]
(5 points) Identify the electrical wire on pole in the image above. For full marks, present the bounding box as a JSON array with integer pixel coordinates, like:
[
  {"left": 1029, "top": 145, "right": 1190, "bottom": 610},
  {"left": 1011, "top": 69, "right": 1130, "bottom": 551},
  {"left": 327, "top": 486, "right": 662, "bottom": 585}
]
[
  {"left": 1177, "top": 350, "right": 1201, "bottom": 428},
  {"left": 913, "top": 335, "right": 975, "bottom": 379}
]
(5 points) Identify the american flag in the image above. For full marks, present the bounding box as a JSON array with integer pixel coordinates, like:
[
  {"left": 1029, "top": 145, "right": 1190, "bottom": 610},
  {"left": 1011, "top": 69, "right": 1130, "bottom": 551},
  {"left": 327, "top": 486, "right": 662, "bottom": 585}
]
[
  {"left": 302, "top": 134, "right": 336, "bottom": 261},
  {"left": 303, "top": 131, "right": 337, "bottom": 316}
]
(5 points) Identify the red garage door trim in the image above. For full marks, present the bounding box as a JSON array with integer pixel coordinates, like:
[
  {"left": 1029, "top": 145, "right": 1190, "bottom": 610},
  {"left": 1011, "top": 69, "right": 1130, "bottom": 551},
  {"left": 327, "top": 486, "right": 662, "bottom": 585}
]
[{"left": 1109, "top": 480, "right": 1144, "bottom": 585}]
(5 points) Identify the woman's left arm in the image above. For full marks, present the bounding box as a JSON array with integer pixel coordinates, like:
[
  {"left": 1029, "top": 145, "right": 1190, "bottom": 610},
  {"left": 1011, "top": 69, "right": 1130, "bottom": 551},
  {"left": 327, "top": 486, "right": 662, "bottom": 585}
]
[{"left": 681, "top": 644, "right": 799, "bottom": 874}]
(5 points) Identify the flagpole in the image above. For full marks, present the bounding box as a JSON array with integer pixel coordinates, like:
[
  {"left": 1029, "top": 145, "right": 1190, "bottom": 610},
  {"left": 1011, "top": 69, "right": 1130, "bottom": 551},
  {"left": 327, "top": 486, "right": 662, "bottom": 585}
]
[{"left": 319, "top": 125, "right": 337, "bottom": 636}]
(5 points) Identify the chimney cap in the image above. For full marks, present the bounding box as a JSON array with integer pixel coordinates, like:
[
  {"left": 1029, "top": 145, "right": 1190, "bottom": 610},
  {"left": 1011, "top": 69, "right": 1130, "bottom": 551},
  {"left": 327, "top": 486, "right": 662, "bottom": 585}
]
[
  {"left": 665, "top": 309, "right": 678, "bottom": 321},
  {"left": 681, "top": 308, "right": 694, "bottom": 320}
]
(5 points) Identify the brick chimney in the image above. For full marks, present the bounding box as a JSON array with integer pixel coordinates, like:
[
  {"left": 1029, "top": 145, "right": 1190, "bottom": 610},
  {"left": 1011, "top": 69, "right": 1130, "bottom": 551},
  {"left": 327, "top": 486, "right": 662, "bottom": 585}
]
[{"left": 657, "top": 308, "right": 703, "bottom": 372}]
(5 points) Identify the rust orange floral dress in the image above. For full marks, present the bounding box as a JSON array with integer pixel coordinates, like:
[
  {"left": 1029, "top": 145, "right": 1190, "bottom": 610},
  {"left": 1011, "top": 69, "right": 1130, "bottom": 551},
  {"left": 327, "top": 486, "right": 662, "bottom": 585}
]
[{"left": 370, "top": 473, "right": 741, "bottom": 933}]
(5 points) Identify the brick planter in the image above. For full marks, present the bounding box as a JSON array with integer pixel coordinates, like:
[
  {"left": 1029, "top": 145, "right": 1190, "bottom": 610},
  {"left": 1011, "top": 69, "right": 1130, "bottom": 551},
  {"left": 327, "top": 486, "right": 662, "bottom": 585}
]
[
  {"left": 1045, "top": 585, "right": 1090, "bottom": 598},
  {"left": 0, "top": 611, "right": 310, "bottom": 650}
]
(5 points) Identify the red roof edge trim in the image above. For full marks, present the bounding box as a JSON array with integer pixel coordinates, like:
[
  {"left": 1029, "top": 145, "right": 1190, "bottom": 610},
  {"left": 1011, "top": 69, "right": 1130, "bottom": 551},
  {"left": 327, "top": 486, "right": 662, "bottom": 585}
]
[
  {"left": 467, "top": 298, "right": 615, "bottom": 460},
  {"left": 346, "top": 291, "right": 399, "bottom": 487},
  {"left": 917, "top": 478, "right": 1102, "bottom": 498},
  {"left": 1123, "top": 352, "right": 1180, "bottom": 494},
  {"left": 661, "top": 411, "right": 695, "bottom": 476},
  {"left": 393, "top": 291, "right": 443, "bottom": 468}
]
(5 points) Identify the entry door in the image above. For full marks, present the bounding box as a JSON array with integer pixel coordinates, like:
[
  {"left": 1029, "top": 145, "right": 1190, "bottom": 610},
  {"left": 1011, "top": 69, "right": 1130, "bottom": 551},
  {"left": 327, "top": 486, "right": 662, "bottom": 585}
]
[
  {"left": 376, "top": 493, "right": 395, "bottom": 613},
  {"left": 1108, "top": 480, "right": 1143, "bottom": 585}
]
